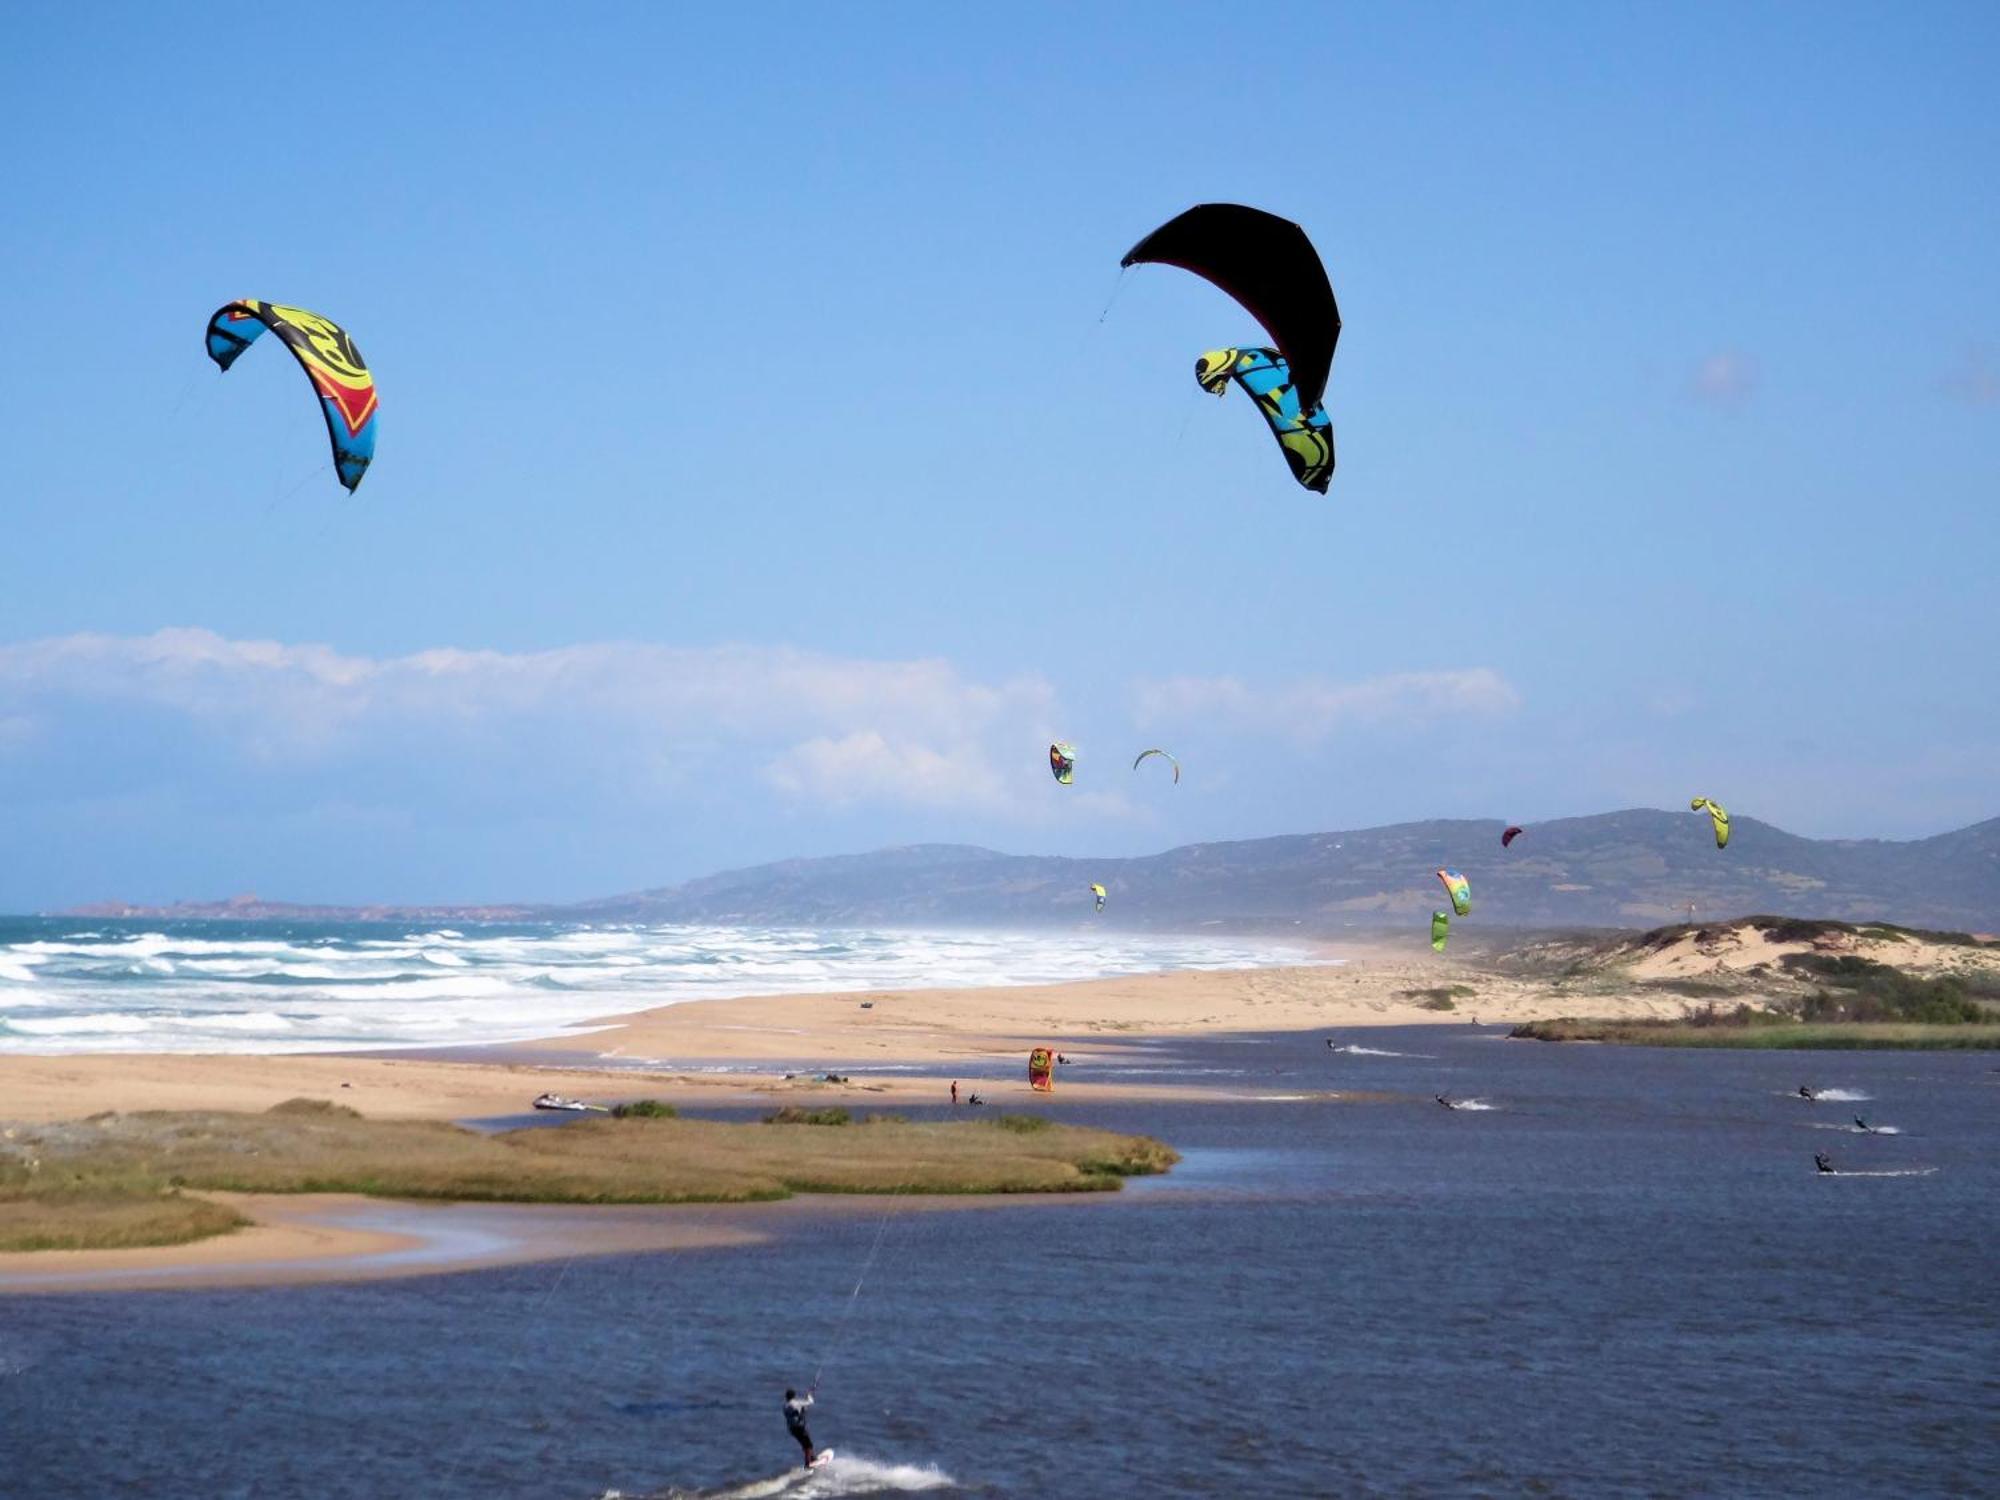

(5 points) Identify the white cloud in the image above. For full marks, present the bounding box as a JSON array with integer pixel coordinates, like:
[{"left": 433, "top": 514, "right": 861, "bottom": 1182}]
[
  {"left": 1688, "top": 350, "right": 1759, "bottom": 409},
  {"left": 1131, "top": 668, "right": 1519, "bottom": 742},
  {"left": 0, "top": 628, "right": 1056, "bottom": 815},
  {"left": 765, "top": 731, "right": 1010, "bottom": 811}
]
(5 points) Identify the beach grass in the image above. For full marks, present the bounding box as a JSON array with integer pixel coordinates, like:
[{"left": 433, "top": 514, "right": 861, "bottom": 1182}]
[
  {"left": 1510, "top": 1018, "right": 2000, "bottom": 1049},
  {"left": 0, "top": 1184, "right": 247, "bottom": 1253},
  {"left": 0, "top": 1099, "right": 1178, "bottom": 1250}
]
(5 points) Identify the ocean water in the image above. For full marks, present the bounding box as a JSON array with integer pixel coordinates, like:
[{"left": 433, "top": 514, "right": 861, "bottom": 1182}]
[
  {"left": 0, "top": 917, "right": 1316, "bottom": 1054},
  {"left": 3, "top": 1029, "right": 1995, "bottom": 1497}
]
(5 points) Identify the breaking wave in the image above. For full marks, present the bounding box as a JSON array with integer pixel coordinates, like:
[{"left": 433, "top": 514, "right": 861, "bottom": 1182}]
[{"left": 0, "top": 916, "right": 1320, "bottom": 1056}]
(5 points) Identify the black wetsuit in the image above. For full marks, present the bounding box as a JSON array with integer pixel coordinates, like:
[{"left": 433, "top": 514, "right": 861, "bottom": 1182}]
[
  {"left": 784, "top": 1393, "right": 815, "bottom": 1465},
  {"left": 1815, "top": 1153, "right": 1834, "bottom": 1174}
]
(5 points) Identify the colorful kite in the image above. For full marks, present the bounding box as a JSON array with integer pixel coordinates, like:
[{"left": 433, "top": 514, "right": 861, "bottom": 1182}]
[
  {"left": 1132, "top": 748, "right": 1182, "bottom": 783},
  {"left": 1436, "top": 869, "right": 1472, "bottom": 917},
  {"left": 1122, "top": 203, "right": 1341, "bottom": 414},
  {"left": 1430, "top": 911, "right": 1451, "bottom": 953},
  {"left": 205, "top": 299, "right": 378, "bottom": 491},
  {"left": 1195, "top": 347, "right": 1333, "bottom": 493},
  {"left": 1049, "top": 743, "right": 1077, "bottom": 785},
  {"left": 1690, "top": 797, "right": 1730, "bottom": 848}
]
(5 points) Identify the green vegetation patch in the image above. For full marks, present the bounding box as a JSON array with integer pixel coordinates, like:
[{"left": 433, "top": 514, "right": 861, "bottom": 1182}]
[
  {"left": 1511, "top": 1017, "right": 2000, "bottom": 1050},
  {"left": 1743, "top": 915, "right": 1991, "bottom": 948},
  {"left": 611, "top": 1099, "right": 677, "bottom": 1119},
  {"left": 1778, "top": 954, "right": 1994, "bottom": 1023},
  {"left": 266, "top": 1097, "right": 363, "bottom": 1119},
  {"left": 763, "top": 1107, "right": 851, "bottom": 1126},
  {"left": 0, "top": 1107, "right": 1180, "bottom": 1252},
  {"left": 0, "top": 1184, "right": 248, "bottom": 1253}
]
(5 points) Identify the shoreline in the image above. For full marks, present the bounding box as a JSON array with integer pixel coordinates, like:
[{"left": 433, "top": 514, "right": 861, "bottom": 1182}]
[
  {"left": 0, "top": 948, "right": 1669, "bottom": 1288},
  {"left": 0, "top": 1188, "right": 1134, "bottom": 1294},
  {"left": 0, "top": 949, "right": 1571, "bottom": 1126}
]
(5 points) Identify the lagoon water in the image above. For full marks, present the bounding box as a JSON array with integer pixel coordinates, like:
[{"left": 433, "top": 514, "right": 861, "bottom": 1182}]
[
  {"left": 3, "top": 1028, "right": 1996, "bottom": 1497},
  {"left": 0, "top": 917, "right": 1315, "bottom": 1055}
]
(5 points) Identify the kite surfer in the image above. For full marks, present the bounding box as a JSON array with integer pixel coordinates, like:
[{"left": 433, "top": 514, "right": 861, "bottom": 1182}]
[
  {"left": 1435, "top": 1094, "right": 1457, "bottom": 1111},
  {"left": 1798, "top": 1085, "right": 1817, "bottom": 1101},
  {"left": 1814, "top": 1152, "right": 1835, "bottom": 1174},
  {"left": 783, "top": 1388, "right": 817, "bottom": 1468},
  {"left": 1855, "top": 1117, "right": 1872, "bottom": 1133}
]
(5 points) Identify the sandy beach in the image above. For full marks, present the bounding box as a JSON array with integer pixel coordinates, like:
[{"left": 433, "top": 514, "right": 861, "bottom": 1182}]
[{"left": 0, "top": 943, "right": 1625, "bottom": 1126}]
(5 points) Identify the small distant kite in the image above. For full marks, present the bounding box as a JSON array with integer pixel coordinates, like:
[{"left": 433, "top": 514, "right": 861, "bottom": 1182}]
[
  {"left": 1430, "top": 911, "right": 1451, "bottom": 953},
  {"left": 205, "top": 299, "right": 378, "bottom": 491},
  {"left": 1132, "top": 748, "right": 1181, "bottom": 783},
  {"left": 1690, "top": 797, "right": 1731, "bottom": 849},
  {"left": 1501, "top": 825, "right": 1524, "bottom": 848},
  {"left": 1435, "top": 868, "right": 1472, "bottom": 917},
  {"left": 1089, "top": 882, "right": 1107, "bottom": 914},
  {"left": 1049, "top": 743, "right": 1077, "bottom": 785},
  {"left": 1195, "top": 347, "right": 1332, "bottom": 493}
]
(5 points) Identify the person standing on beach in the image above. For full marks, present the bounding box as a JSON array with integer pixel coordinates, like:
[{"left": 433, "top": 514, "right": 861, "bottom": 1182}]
[
  {"left": 950, "top": 1080, "right": 958, "bottom": 1106},
  {"left": 783, "top": 1387, "right": 816, "bottom": 1467}
]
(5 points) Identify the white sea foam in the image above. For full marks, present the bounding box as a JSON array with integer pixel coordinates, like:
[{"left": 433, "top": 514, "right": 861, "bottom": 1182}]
[
  {"left": 1329, "top": 1044, "right": 1432, "bottom": 1058},
  {"left": 0, "top": 919, "right": 1322, "bottom": 1056},
  {"left": 1821, "top": 1167, "right": 1937, "bottom": 1178}
]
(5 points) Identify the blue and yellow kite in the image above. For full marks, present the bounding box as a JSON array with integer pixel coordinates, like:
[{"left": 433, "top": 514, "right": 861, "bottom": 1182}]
[
  {"left": 1196, "top": 347, "right": 1333, "bottom": 493},
  {"left": 206, "top": 299, "right": 378, "bottom": 491}
]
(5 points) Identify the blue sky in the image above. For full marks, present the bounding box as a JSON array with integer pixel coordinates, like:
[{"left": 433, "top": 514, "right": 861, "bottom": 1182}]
[{"left": 1, "top": 2, "right": 1995, "bottom": 908}]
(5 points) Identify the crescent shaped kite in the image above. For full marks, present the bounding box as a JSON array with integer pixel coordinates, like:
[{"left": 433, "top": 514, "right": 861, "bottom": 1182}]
[
  {"left": 205, "top": 299, "right": 378, "bottom": 491},
  {"left": 1690, "top": 797, "right": 1731, "bottom": 849}
]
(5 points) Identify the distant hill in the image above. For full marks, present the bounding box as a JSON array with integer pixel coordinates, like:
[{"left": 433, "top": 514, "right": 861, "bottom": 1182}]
[
  {"left": 62, "top": 893, "right": 541, "bottom": 923},
  {"left": 570, "top": 811, "right": 2000, "bottom": 933},
  {"left": 62, "top": 811, "right": 2000, "bottom": 933}
]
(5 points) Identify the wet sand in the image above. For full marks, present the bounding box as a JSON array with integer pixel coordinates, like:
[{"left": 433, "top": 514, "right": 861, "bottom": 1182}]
[{"left": 0, "top": 1188, "right": 1130, "bottom": 1293}]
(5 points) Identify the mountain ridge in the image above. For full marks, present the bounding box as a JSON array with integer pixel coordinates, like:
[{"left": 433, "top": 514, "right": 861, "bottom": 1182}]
[{"left": 59, "top": 810, "right": 2000, "bottom": 932}]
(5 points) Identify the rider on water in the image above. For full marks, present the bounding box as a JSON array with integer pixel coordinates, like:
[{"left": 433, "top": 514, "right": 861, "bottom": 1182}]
[
  {"left": 784, "top": 1388, "right": 816, "bottom": 1468},
  {"left": 1814, "top": 1151, "right": 1834, "bottom": 1173},
  {"left": 1798, "top": 1085, "right": 1817, "bottom": 1101}
]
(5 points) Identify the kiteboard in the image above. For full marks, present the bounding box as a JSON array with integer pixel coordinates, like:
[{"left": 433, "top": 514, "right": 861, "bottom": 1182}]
[{"left": 808, "top": 1449, "right": 835, "bottom": 1470}]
